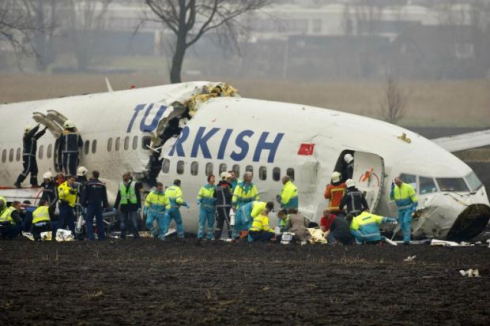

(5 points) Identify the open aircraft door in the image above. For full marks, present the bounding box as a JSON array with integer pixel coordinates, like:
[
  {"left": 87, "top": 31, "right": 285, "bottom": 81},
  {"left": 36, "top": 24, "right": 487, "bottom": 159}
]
[
  {"left": 352, "top": 152, "right": 385, "bottom": 213},
  {"left": 33, "top": 110, "right": 70, "bottom": 172}
]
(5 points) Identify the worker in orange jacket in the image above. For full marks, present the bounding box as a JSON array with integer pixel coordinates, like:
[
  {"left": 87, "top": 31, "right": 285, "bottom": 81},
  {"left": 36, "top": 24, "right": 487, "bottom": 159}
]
[{"left": 324, "top": 171, "right": 347, "bottom": 217}]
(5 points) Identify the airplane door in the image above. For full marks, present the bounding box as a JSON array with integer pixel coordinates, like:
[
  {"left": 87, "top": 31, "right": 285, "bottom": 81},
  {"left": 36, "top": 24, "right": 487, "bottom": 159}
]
[
  {"left": 352, "top": 152, "right": 385, "bottom": 213},
  {"left": 33, "top": 110, "right": 70, "bottom": 173}
]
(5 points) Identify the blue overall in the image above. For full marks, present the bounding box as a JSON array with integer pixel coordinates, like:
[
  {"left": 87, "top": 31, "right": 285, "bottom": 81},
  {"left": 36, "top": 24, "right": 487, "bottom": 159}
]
[
  {"left": 145, "top": 191, "right": 167, "bottom": 239},
  {"left": 197, "top": 184, "right": 216, "bottom": 240},
  {"left": 162, "top": 186, "right": 187, "bottom": 240}
]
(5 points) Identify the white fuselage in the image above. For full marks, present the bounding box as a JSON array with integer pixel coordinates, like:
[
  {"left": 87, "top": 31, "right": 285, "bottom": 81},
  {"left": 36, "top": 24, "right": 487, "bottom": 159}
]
[{"left": 0, "top": 82, "right": 488, "bottom": 239}]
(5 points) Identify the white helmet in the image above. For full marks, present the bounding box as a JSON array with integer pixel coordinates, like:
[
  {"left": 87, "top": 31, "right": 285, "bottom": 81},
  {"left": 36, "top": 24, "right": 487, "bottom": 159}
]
[
  {"left": 43, "top": 171, "right": 53, "bottom": 180},
  {"left": 64, "top": 120, "right": 75, "bottom": 129},
  {"left": 25, "top": 125, "right": 33, "bottom": 133},
  {"left": 346, "top": 179, "right": 356, "bottom": 188},
  {"left": 77, "top": 166, "right": 88, "bottom": 177},
  {"left": 331, "top": 171, "right": 342, "bottom": 183},
  {"left": 344, "top": 153, "right": 354, "bottom": 164}
]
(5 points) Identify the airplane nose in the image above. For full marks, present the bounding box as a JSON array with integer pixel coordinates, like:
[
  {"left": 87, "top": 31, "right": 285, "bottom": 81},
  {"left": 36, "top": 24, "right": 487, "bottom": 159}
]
[{"left": 446, "top": 204, "right": 490, "bottom": 241}]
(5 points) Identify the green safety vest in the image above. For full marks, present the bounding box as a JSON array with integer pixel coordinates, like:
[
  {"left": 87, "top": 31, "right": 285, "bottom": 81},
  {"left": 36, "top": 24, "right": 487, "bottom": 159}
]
[
  {"left": 33, "top": 206, "right": 50, "bottom": 224},
  {"left": 120, "top": 182, "right": 137, "bottom": 205}
]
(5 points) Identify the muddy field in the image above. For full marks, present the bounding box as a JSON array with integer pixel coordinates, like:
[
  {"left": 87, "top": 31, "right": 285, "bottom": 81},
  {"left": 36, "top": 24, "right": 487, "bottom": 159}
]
[{"left": 0, "top": 239, "right": 489, "bottom": 325}]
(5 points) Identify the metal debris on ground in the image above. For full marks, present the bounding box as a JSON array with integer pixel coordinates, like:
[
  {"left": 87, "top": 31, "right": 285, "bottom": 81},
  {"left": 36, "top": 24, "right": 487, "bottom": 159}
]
[
  {"left": 404, "top": 255, "right": 416, "bottom": 262},
  {"left": 459, "top": 269, "right": 480, "bottom": 278}
]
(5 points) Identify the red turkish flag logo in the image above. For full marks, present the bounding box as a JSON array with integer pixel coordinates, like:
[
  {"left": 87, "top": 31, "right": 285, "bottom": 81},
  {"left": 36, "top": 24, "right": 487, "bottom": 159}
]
[{"left": 298, "top": 143, "right": 315, "bottom": 156}]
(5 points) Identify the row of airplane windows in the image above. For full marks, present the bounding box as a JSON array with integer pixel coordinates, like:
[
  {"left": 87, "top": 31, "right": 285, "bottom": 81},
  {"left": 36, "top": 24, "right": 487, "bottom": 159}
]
[
  {"left": 161, "top": 158, "right": 296, "bottom": 182},
  {"left": 1, "top": 136, "right": 148, "bottom": 164}
]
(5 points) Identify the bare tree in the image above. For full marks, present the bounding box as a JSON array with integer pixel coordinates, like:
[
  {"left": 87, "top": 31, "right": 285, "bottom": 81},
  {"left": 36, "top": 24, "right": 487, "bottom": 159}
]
[
  {"left": 379, "top": 74, "right": 408, "bottom": 125},
  {"left": 0, "top": 0, "right": 40, "bottom": 66},
  {"left": 68, "top": 0, "right": 113, "bottom": 71},
  {"left": 142, "top": 0, "right": 273, "bottom": 83}
]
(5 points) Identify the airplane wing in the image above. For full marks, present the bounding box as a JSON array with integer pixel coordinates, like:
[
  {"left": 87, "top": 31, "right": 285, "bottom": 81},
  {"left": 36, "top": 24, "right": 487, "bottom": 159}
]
[{"left": 431, "top": 129, "right": 490, "bottom": 152}]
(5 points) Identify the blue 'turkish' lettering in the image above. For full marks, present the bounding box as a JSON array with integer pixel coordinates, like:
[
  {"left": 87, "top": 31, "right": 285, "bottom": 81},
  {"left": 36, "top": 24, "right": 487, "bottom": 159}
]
[
  {"left": 140, "top": 104, "right": 167, "bottom": 132},
  {"left": 169, "top": 126, "right": 190, "bottom": 157},
  {"left": 253, "top": 132, "right": 285, "bottom": 163},
  {"left": 217, "top": 129, "right": 233, "bottom": 160},
  {"left": 191, "top": 127, "right": 220, "bottom": 159},
  {"left": 127, "top": 104, "right": 146, "bottom": 133},
  {"left": 230, "top": 130, "right": 254, "bottom": 162}
]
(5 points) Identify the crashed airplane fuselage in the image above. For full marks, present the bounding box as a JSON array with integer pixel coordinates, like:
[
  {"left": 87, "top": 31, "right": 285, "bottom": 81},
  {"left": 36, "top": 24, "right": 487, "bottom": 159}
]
[{"left": 0, "top": 81, "right": 489, "bottom": 241}]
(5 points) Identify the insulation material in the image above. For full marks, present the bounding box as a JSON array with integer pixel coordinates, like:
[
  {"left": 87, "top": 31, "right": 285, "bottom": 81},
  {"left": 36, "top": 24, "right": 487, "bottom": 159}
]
[{"left": 184, "top": 83, "right": 239, "bottom": 117}]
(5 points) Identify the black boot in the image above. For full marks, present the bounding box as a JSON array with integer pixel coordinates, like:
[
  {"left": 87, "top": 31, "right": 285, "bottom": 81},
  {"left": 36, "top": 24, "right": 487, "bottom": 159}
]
[{"left": 14, "top": 175, "right": 24, "bottom": 188}]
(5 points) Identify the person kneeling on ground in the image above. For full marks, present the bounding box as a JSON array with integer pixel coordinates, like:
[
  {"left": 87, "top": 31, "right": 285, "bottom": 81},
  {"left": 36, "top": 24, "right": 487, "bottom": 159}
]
[
  {"left": 249, "top": 208, "right": 275, "bottom": 242},
  {"left": 277, "top": 209, "right": 290, "bottom": 232},
  {"left": 286, "top": 209, "right": 311, "bottom": 245},
  {"left": 320, "top": 210, "right": 337, "bottom": 233},
  {"left": 0, "top": 201, "right": 24, "bottom": 239},
  {"left": 31, "top": 200, "right": 53, "bottom": 241},
  {"left": 349, "top": 211, "right": 397, "bottom": 244},
  {"left": 326, "top": 213, "right": 355, "bottom": 245}
]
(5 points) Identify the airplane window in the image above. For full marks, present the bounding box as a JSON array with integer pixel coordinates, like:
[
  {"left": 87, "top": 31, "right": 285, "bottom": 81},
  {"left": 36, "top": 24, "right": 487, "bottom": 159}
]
[
  {"left": 419, "top": 177, "right": 437, "bottom": 194},
  {"left": 132, "top": 136, "right": 138, "bottom": 150},
  {"left": 107, "top": 138, "right": 113, "bottom": 152},
  {"left": 92, "top": 140, "right": 97, "bottom": 154},
  {"left": 400, "top": 173, "right": 417, "bottom": 191},
  {"left": 38, "top": 146, "right": 44, "bottom": 160},
  {"left": 466, "top": 172, "right": 483, "bottom": 192},
  {"left": 115, "top": 137, "right": 120, "bottom": 151},
  {"left": 47, "top": 144, "right": 52, "bottom": 159},
  {"left": 2, "top": 149, "right": 6, "bottom": 163},
  {"left": 245, "top": 165, "right": 253, "bottom": 175},
  {"left": 191, "top": 161, "right": 199, "bottom": 176},
  {"left": 177, "top": 160, "right": 185, "bottom": 175},
  {"left": 232, "top": 165, "right": 240, "bottom": 178},
  {"left": 219, "top": 163, "right": 227, "bottom": 174},
  {"left": 206, "top": 163, "right": 214, "bottom": 176},
  {"left": 273, "top": 167, "right": 281, "bottom": 181},
  {"left": 259, "top": 166, "right": 267, "bottom": 181},
  {"left": 287, "top": 168, "right": 295, "bottom": 181},
  {"left": 9, "top": 149, "right": 14, "bottom": 162},
  {"left": 84, "top": 140, "right": 90, "bottom": 155},
  {"left": 124, "top": 137, "right": 129, "bottom": 151},
  {"left": 142, "top": 136, "right": 151, "bottom": 150},
  {"left": 16, "top": 148, "right": 21, "bottom": 161},
  {"left": 436, "top": 178, "right": 469, "bottom": 192},
  {"left": 162, "top": 159, "right": 170, "bottom": 174}
]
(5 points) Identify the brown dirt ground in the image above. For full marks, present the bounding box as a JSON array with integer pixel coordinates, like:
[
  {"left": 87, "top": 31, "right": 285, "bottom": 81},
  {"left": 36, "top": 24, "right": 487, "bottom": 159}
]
[{"left": 1, "top": 239, "right": 489, "bottom": 326}]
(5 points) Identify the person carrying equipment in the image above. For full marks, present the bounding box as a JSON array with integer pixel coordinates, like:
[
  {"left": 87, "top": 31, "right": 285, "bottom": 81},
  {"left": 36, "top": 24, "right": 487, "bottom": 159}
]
[
  {"left": 82, "top": 170, "right": 109, "bottom": 241},
  {"left": 162, "top": 179, "right": 189, "bottom": 240},
  {"left": 58, "top": 175, "right": 78, "bottom": 233},
  {"left": 390, "top": 177, "right": 418, "bottom": 245},
  {"left": 144, "top": 182, "right": 168, "bottom": 239},
  {"left": 232, "top": 172, "right": 259, "bottom": 209},
  {"left": 349, "top": 211, "right": 397, "bottom": 244},
  {"left": 279, "top": 176, "right": 298, "bottom": 210},
  {"left": 14, "top": 124, "right": 47, "bottom": 188},
  {"left": 31, "top": 200, "right": 53, "bottom": 241},
  {"left": 197, "top": 175, "right": 216, "bottom": 241},
  {"left": 58, "top": 120, "right": 83, "bottom": 177},
  {"left": 214, "top": 172, "right": 233, "bottom": 240},
  {"left": 114, "top": 172, "right": 141, "bottom": 240},
  {"left": 324, "top": 172, "right": 347, "bottom": 217},
  {"left": 0, "top": 201, "right": 23, "bottom": 239},
  {"left": 249, "top": 208, "right": 275, "bottom": 242},
  {"left": 340, "top": 179, "right": 369, "bottom": 217}
]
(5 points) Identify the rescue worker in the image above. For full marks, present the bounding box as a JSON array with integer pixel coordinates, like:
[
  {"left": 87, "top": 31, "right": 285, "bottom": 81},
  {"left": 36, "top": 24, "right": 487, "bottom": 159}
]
[
  {"left": 14, "top": 124, "right": 47, "bottom": 188},
  {"left": 0, "top": 201, "right": 23, "bottom": 239},
  {"left": 234, "top": 201, "right": 274, "bottom": 240},
  {"left": 197, "top": 175, "right": 216, "bottom": 241},
  {"left": 75, "top": 166, "right": 88, "bottom": 201},
  {"left": 214, "top": 172, "right": 233, "bottom": 240},
  {"left": 0, "top": 196, "right": 6, "bottom": 216},
  {"left": 326, "top": 215, "right": 355, "bottom": 245},
  {"left": 144, "top": 182, "right": 168, "bottom": 239},
  {"left": 350, "top": 211, "right": 397, "bottom": 244},
  {"left": 58, "top": 120, "right": 83, "bottom": 177},
  {"left": 228, "top": 170, "right": 239, "bottom": 192},
  {"left": 343, "top": 153, "right": 354, "bottom": 181},
  {"left": 21, "top": 200, "right": 36, "bottom": 232},
  {"left": 232, "top": 172, "right": 259, "bottom": 209},
  {"left": 162, "top": 179, "right": 189, "bottom": 240},
  {"left": 277, "top": 209, "right": 290, "bottom": 232},
  {"left": 31, "top": 200, "right": 52, "bottom": 241},
  {"left": 40, "top": 172, "right": 58, "bottom": 214},
  {"left": 114, "top": 172, "right": 141, "bottom": 240},
  {"left": 320, "top": 210, "right": 337, "bottom": 232},
  {"left": 390, "top": 177, "right": 418, "bottom": 245},
  {"left": 279, "top": 176, "right": 298, "bottom": 210},
  {"left": 82, "top": 170, "right": 109, "bottom": 241},
  {"left": 324, "top": 172, "right": 346, "bottom": 217},
  {"left": 286, "top": 211, "right": 311, "bottom": 244},
  {"left": 58, "top": 175, "right": 78, "bottom": 233},
  {"left": 249, "top": 208, "right": 275, "bottom": 242},
  {"left": 340, "top": 179, "right": 369, "bottom": 217}
]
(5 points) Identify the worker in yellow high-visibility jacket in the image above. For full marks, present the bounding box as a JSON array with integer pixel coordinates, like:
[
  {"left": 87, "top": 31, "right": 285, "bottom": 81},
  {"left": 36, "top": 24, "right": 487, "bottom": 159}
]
[
  {"left": 249, "top": 209, "right": 275, "bottom": 242},
  {"left": 390, "top": 177, "right": 418, "bottom": 245},
  {"left": 144, "top": 182, "right": 168, "bottom": 239},
  {"left": 31, "top": 200, "right": 52, "bottom": 240}
]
